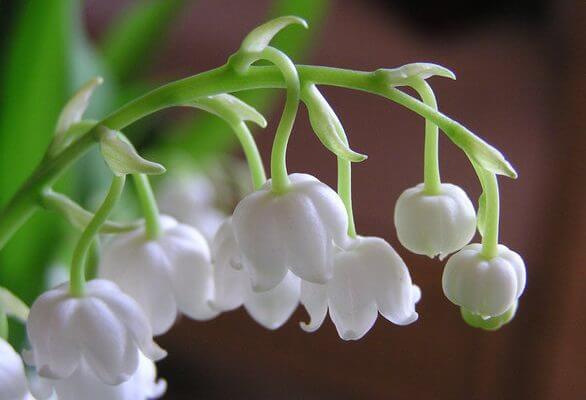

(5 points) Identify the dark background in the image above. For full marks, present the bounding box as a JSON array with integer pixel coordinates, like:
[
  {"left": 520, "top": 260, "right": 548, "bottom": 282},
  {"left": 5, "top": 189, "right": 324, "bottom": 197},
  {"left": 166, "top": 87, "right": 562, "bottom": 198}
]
[{"left": 1, "top": 0, "right": 584, "bottom": 399}]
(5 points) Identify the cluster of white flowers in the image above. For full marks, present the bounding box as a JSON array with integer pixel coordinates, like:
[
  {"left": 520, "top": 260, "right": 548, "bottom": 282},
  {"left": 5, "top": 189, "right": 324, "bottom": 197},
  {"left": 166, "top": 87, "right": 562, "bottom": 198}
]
[{"left": 0, "top": 16, "right": 527, "bottom": 399}]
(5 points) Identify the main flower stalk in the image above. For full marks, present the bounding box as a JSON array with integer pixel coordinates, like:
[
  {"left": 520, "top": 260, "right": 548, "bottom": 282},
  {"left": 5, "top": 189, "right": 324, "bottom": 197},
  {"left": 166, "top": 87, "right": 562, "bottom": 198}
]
[{"left": 0, "top": 64, "right": 516, "bottom": 252}]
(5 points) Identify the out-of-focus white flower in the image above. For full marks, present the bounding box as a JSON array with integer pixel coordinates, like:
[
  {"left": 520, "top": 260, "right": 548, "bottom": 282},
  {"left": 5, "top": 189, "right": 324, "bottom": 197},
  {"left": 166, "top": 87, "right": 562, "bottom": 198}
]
[
  {"left": 394, "top": 183, "right": 476, "bottom": 259},
  {"left": 31, "top": 353, "right": 166, "bottom": 400},
  {"left": 442, "top": 243, "right": 526, "bottom": 317},
  {"left": 232, "top": 173, "right": 349, "bottom": 291},
  {"left": 100, "top": 216, "right": 218, "bottom": 336},
  {"left": 210, "top": 219, "right": 300, "bottom": 329},
  {"left": 0, "top": 338, "right": 30, "bottom": 400},
  {"left": 25, "top": 280, "right": 166, "bottom": 385},
  {"left": 300, "top": 236, "right": 420, "bottom": 340},
  {"left": 158, "top": 174, "right": 226, "bottom": 242}
]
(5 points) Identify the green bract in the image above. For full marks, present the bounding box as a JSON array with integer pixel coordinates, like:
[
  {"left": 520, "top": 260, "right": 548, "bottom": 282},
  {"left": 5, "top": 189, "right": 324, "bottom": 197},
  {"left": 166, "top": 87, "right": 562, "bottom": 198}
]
[
  {"left": 98, "top": 127, "right": 166, "bottom": 176},
  {"left": 302, "top": 84, "right": 367, "bottom": 163},
  {"left": 0, "top": 287, "right": 29, "bottom": 323},
  {"left": 49, "top": 77, "right": 103, "bottom": 157},
  {"left": 375, "top": 63, "right": 456, "bottom": 87},
  {"left": 241, "top": 16, "right": 308, "bottom": 54},
  {"left": 189, "top": 94, "right": 267, "bottom": 128}
]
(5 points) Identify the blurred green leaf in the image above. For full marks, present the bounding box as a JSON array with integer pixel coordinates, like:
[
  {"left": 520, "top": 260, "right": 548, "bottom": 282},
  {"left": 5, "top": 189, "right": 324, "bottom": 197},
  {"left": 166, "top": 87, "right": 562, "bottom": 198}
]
[
  {"left": 154, "top": 0, "right": 330, "bottom": 161},
  {"left": 101, "top": 0, "right": 188, "bottom": 82},
  {"left": 0, "top": 1, "right": 74, "bottom": 304}
]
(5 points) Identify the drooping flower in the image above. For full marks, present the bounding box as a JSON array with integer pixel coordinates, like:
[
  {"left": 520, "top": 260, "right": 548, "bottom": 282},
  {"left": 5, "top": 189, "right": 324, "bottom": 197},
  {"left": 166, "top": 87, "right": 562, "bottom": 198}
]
[
  {"left": 0, "top": 338, "right": 31, "bottom": 400},
  {"left": 25, "top": 279, "right": 166, "bottom": 385},
  {"left": 210, "top": 218, "right": 300, "bottom": 329},
  {"left": 300, "top": 236, "right": 420, "bottom": 340},
  {"left": 100, "top": 215, "right": 218, "bottom": 336},
  {"left": 157, "top": 174, "right": 226, "bottom": 243},
  {"left": 31, "top": 352, "right": 166, "bottom": 400},
  {"left": 232, "top": 173, "right": 349, "bottom": 291},
  {"left": 394, "top": 183, "right": 477, "bottom": 259},
  {"left": 442, "top": 243, "right": 526, "bottom": 318}
]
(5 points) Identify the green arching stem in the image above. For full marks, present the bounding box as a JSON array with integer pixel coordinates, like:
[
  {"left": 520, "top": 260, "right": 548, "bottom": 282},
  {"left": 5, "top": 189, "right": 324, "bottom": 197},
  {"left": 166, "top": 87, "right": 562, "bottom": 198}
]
[
  {"left": 0, "top": 64, "right": 516, "bottom": 252},
  {"left": 480, "top": 171, "right": 500, "bottom": 259},
  {"left": 232, "top": 122, "right": 267, "bottom": 190},
  {"left": 85, "top": 237, "right": 101, "bottom": 281},
  {"left": 132, "top": 174, "right": 161, "bottom": 240},
  {"left": 70, "top": 175, "right": 126, "bottom": 297},
  {"left": 0, "top": 305, "right": 8, "bottom": 341},
  {"left": 412, "top": 80, "right": 441, "bottom": 195},
  {"left": 254, "top": 48, "right": 301, "bottom": 194},
  {"left": 337, "top": 150, "right": 357, "bottom": 238}
]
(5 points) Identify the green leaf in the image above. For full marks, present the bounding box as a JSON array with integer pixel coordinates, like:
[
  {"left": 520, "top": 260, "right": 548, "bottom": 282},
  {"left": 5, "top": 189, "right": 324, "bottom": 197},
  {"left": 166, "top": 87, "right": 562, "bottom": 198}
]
[
  {"left": 241, "top": 16, "right": 308, "bottom": 53},
  {"left": 0, "top": 1, "right": 73, "bottom": 309},
  {"left": 99, "top": 128, "right": 166, "bottom": 176},
  {"left": 101, "top": 0, "right": 188, "bottom": 82},
  {"left": 303, "top": 84, "right": 367, "bottom": 162}
]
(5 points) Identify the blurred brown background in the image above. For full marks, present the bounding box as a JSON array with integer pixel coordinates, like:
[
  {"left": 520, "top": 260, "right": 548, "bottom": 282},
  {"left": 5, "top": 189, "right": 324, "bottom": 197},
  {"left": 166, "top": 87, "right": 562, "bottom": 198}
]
[{"left": 32, "top": 0, "right": 586, "bottom": 398}]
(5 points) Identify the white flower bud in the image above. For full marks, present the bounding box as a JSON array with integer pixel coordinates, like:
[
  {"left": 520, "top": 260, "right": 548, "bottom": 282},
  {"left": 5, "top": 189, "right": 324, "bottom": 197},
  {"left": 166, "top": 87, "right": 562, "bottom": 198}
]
[
  {"left": 394, "top": 183, "right": 476, "bottom": 258},
  {"left": 300, "top": 236, "right": 420, "bottom": 341},
  {"left": 31, "top": 353, "right": 166, "bottom": 400},
  {"left": 100, "top": 216, "right": 219, "bottom": 336},
  {"left": 0, "top": 338, "right": 30, "bottom": 400},
  {"left": 210, "top": 218, "right": 301, "bottom": 330},
  {"left": 232, "top": 173, "right": 349, "bottom": 291},
  {"left": 442, "top": 243, "right": 526, "bottom": 317},
  {"left": 25, "top": 280, "right": 166, "bottom": 385}
]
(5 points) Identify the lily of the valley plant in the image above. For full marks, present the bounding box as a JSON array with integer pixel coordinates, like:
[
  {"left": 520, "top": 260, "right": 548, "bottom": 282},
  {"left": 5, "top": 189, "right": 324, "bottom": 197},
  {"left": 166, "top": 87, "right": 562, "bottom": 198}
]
[{"left": 0, "top": 17, "right": 525, "bottom": 398}]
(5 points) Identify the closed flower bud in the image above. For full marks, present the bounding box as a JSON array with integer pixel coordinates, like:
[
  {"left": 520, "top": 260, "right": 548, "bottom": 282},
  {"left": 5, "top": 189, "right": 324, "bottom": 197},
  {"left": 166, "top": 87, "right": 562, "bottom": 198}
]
[
  {"left": 25, "top": 280, "right": 166, "bottom": 385},
  {"left": 0, "top": 338, "right": 31, "bottom": 400},
  {"left": 31, "top": 353, "right": 166, "bottom": 400},
  {"left": 300, "top": 236, "right": 420, "bottom": 341},
  {"left": 210, "top": 218, "right": 301, "bottom": 329},
  {"left": 232, "top": 173, "right": 349, "bottom": 291},
  {"left": 442, "top": 244, "right": 526, "bottom": 318},
  {"left": 100, "top": 216, "right": 219, "bottom": 336},
  {"left": 394, "top": 183, "right": 477, "bottom": 259}
]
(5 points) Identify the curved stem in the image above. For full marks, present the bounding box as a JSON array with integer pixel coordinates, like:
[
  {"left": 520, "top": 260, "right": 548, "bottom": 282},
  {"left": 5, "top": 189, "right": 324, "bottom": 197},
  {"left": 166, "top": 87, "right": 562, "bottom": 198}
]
[
  {"left": 41, "top": 190, "right": 141, "bottom": 233},
  {"left": 0, "top": 306, "right": 8, "bottom": 341},
  {"left": 337, "top": 156, "right": 356, "bottom": 238},
  {"left": 70, "top": 175, "right": 126, "bottom": 297},
  {"left": 85, "top": 237, "right": 101, "bottom": 281},
  {"left": 133, "top": 174, "right": 161, "bottom": 240},
  {"left": 480, "top": 171, "right": 500, "bottom": 259},
  {"left": 412, "top": 80, "right": 441, "bottom": 195},
  {"left": 256, "top": 48, "right": 300, "bottom": 193},
  {"left": 232, "top": 122, "right": 267, "bottom": 190},
  {"left": 0, "top": 64, "right": 514, "bottom": 251}
]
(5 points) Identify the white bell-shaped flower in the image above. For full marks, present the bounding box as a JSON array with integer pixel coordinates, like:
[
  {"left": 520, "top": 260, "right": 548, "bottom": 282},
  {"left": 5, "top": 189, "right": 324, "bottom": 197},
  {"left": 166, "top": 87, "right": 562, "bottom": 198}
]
[
  {"left": 394, "top": 183, "right": 477, "bottom": 259},
  {"left": 300, "top": 236, "right": 420, "bottom": 340},
  {"left": 158, "top": 175, "right": 226, "bottom": 242},
  {"left": 100, "top": 216, "right": 218, "bottom": 336},
  {"left": 232, "top": 173, "right": 349, "bottom": 291},
  {"left": 31, "top": 352, "right": 166, "bottom": 400},
  {"left": 210, "top": 218, "right": 301, "bottom": 329},
  {"left": 442, "top": 243, "right": 526, "bottom": 317},
  {"left": 0, "top": 338, "right": 31, "bottom": 400},
  {"left": 25, "top": 280, "right": 166, "bottom": 385}
]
